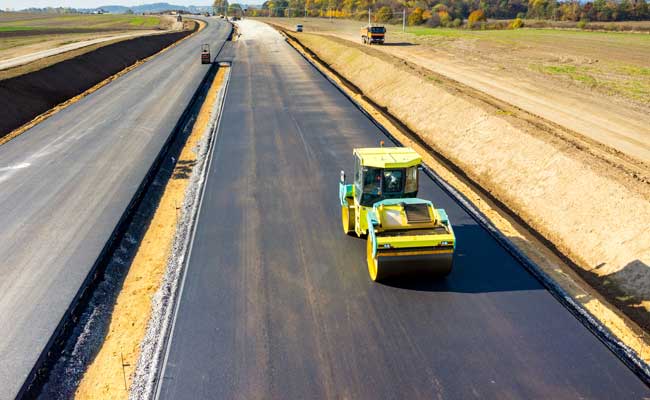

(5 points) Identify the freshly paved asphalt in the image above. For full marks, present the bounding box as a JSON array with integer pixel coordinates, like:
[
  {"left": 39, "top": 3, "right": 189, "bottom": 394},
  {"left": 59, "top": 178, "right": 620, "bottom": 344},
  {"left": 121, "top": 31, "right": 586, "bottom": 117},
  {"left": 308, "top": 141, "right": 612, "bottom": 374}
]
[
  {"left": 157, "top": 20, "right": 650, "bottom": 399},
  {"left": 0, "top": 18, "right": 230, "bottom": 400}
]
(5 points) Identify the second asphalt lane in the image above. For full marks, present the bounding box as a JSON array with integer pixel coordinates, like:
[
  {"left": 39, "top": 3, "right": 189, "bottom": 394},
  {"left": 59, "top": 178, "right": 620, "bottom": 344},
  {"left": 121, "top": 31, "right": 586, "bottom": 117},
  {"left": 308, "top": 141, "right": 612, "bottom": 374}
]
[
  {"left": 156, "top": 21, "right": 649, "bottom": 399},
  {"left": 0, "top": 18, "right": 230, "bottom": 399}
]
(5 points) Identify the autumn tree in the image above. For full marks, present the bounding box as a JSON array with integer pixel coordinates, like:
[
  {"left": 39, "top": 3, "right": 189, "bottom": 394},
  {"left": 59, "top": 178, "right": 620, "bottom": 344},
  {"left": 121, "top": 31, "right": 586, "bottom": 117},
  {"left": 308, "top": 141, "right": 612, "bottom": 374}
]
[
  {"left": 467, "top": 9, "right": 486, "bottom": 27},
  {"left": 408, "top": 7, "right": 424, "bottom": 25},
  {"left": 376, "top": 6, "right": 393, "bottom": 22}
]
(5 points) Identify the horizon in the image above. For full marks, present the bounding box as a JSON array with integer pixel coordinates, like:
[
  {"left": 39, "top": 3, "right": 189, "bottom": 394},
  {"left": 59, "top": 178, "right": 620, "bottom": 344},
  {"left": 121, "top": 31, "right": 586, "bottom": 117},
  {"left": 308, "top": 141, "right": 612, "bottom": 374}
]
[{"left": 0, "top": 1, "right": 246, "bottom": 10}]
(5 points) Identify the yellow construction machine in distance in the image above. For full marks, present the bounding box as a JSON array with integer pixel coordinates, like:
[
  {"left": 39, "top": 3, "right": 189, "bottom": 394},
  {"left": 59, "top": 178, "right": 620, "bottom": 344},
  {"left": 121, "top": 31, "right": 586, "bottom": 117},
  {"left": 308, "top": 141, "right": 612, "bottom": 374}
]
[
  {"left": 360, "top": 25, "right": 386, "bottom": 44},
  {"left": 339, "top": 146, "right": 456, "bottom": 282}
]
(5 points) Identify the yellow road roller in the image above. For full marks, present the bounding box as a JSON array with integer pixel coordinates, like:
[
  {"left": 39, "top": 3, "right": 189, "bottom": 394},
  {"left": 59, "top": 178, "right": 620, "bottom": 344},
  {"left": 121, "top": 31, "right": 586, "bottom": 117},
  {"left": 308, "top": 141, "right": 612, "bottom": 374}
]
[{"left": 339, "top": 146, "right": 456, "bottom": 282}]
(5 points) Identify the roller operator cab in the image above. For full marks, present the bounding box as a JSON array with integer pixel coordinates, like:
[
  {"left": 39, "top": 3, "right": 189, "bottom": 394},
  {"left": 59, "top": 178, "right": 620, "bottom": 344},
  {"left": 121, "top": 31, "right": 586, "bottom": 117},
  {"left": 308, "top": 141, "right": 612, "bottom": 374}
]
[{"left": 339, "top": 146, "right": 456, "bottom": 282}]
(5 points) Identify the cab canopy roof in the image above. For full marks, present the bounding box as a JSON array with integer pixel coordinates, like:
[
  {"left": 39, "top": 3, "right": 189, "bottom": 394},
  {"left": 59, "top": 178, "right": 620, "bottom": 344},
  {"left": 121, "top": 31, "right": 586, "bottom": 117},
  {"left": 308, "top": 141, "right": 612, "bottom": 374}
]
[{"left": 354, "top": 147, "right": 421, "bottom": 169}]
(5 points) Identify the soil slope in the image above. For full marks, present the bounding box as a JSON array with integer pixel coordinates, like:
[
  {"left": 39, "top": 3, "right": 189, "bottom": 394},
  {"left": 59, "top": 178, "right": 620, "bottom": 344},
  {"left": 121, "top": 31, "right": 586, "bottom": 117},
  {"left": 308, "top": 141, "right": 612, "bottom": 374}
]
[
  {"left": 265, "top": 18, "right": 650, "bottom": 166},
  {"left": 0, "top": 28, "right": 195, "bottom": 138}
]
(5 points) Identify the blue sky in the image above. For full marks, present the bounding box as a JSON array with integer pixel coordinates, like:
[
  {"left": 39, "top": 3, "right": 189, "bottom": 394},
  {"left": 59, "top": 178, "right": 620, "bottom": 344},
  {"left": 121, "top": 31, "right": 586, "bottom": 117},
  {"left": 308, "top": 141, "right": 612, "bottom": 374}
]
[{"left": 0, "top": 1, "right": 213, "bottom": 9}]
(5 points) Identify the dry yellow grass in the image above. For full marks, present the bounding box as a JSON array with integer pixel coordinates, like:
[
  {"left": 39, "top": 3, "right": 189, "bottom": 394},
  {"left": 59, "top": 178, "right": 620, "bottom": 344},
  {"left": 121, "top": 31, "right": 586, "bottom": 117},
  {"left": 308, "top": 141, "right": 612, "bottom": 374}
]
[{"left": 74, "top": 65, "right": 227, "bottom": 400}]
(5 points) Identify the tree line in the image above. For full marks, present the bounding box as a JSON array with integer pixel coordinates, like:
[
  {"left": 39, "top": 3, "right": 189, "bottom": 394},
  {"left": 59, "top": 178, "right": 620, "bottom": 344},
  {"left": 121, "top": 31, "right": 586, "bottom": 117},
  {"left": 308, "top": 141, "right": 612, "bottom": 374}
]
[{"left": 238, "top": 0, "right": 650, "bottom": 23}]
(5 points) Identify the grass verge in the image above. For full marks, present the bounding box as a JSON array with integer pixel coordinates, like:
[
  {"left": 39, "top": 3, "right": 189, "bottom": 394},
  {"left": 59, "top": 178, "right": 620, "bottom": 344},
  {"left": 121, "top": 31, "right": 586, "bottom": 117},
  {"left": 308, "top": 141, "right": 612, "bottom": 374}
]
[{"left": 531, "top": 62, "right": 650, "bottom": 103}]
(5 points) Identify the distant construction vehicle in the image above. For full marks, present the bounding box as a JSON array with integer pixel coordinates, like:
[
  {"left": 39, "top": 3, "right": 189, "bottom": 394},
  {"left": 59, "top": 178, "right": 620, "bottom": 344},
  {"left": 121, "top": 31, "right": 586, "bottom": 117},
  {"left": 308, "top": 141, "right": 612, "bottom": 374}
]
[
  {"left": 361, "top": 25, "right": 385, "bottom": 44},
  {"left": 201, "top": 44, "right": 211, "bottom": 64},
  {"left": 339, "top": 146, "right": 456, "bottom": 282}
]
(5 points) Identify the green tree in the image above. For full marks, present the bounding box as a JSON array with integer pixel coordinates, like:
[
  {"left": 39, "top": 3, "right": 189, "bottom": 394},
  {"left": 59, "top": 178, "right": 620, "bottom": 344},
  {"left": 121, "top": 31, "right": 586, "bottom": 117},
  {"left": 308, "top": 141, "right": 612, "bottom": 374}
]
[
  {"left": 438, "top": 10, "right": 451, "bottom": 25},
  {"left": 426, "top": 12, "right": 441, "bottom": 26},
  {"left": 229, "top": 2, "right": 243, "bottom": 14},
  {"left": 213, "top": 0, "right": 229, "bottom": 14},
  {"left": 376, "top": 6, "right": 393, "bottom": 22}
]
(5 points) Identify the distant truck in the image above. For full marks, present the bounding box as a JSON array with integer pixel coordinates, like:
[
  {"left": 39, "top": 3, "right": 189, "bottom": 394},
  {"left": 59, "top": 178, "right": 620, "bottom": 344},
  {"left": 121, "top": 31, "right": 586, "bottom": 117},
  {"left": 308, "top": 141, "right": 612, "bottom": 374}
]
[
  {"left": 361, "top": 25, "right": 385, "bottom": 45},
  {"left": 296, "top": 24, "right": 303, "bottom": 32}
]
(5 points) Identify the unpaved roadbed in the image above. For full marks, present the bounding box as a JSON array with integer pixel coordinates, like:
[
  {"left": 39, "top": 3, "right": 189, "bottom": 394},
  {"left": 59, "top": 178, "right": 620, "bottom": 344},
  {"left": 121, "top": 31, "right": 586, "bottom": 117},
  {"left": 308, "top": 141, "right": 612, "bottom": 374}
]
[{"left": 278, "top": 28, "right": 650, "bottom": 356}]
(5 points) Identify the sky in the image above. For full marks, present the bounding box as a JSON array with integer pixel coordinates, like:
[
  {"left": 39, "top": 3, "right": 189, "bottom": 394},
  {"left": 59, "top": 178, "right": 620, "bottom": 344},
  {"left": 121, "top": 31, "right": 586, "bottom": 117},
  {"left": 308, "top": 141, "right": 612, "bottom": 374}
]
[{"left": 0, "top": 1, "right": 214, "bottom": 9}]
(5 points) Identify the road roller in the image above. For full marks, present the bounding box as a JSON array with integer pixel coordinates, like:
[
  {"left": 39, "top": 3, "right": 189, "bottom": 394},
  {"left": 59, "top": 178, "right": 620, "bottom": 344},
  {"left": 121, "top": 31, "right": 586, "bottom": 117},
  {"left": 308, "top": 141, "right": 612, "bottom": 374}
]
[{"left": 339, "top": 146, "right": 456, "bottom": 282}]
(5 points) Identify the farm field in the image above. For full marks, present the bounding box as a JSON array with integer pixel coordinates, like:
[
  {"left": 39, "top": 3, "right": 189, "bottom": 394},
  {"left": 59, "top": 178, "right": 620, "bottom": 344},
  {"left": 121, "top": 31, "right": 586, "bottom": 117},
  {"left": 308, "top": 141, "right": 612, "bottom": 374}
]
[
  {"left": 266, "top": 17, "right": 650, "bottom": 106},
  {"left": 407, "top": 25, "right": 650, "bottom": 105},
  {"left": 0, "top": 13, "right": 167, "bottom": 62}
]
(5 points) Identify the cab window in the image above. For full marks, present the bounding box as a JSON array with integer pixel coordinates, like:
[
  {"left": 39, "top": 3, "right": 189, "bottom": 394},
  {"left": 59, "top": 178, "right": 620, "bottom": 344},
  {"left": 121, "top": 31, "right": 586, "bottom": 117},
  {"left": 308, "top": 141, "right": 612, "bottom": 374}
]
[
  {"left": 405, "top": 166, "right": 418, "bottom": 194},
  {"left": 383, "top": 169, "right": 403, "bottom": 193},
  {"left": 363, "top": 167, "right": 382, "bottom": 194},
  {"left": 354, "top": 156, "right": 362, "bottom": 185}
]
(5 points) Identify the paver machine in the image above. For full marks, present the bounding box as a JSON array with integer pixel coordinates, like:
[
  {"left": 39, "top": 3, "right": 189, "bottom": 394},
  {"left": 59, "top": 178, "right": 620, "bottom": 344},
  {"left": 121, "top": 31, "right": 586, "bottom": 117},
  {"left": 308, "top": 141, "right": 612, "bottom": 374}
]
[
  {"left": 201, "top": 44, "right": 211, "bottom": 64},
  {"left": 339, "top": 146, "right": 456, "bottom": 282}
]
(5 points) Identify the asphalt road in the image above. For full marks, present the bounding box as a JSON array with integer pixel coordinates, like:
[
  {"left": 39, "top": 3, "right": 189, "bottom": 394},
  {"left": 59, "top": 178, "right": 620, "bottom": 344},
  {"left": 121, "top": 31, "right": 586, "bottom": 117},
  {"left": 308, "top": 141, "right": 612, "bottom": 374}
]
[
  {"left": 157, "top": 20, "right": 650, "bottom": 399},
  {"left": 0, "top": 18, "right": 230, "bottom": 400}
]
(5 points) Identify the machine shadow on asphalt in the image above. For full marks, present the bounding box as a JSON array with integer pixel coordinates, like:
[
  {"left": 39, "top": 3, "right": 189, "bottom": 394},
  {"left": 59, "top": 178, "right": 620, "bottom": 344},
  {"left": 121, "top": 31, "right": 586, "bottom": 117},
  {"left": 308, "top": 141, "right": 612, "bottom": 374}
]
[{"left": 378, "top": 224, "right": 544, "bottom": 294}]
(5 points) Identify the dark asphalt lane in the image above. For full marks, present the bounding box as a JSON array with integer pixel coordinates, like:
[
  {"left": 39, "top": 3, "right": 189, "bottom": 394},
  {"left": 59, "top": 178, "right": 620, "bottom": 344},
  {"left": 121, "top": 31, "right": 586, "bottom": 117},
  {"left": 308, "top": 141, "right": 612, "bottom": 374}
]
[
  {"left": 157, "top": 21, "right": 650, "bottom": 399},
  {"left": 0, "top": 18, "right": 230, "bottom": 400}
]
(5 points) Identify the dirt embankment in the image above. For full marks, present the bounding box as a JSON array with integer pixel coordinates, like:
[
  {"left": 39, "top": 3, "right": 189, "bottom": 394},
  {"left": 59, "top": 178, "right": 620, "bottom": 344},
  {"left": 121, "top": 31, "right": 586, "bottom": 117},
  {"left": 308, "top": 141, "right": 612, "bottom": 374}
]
[
  {"left": 263, "top": 18, "right": 650, "bottom": 166},
  {"left": 286, "top": 32, "right": 650, "bottom": 332},
  {"left": 0, "top": 25, "right": 196, "bottom": 139}
]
